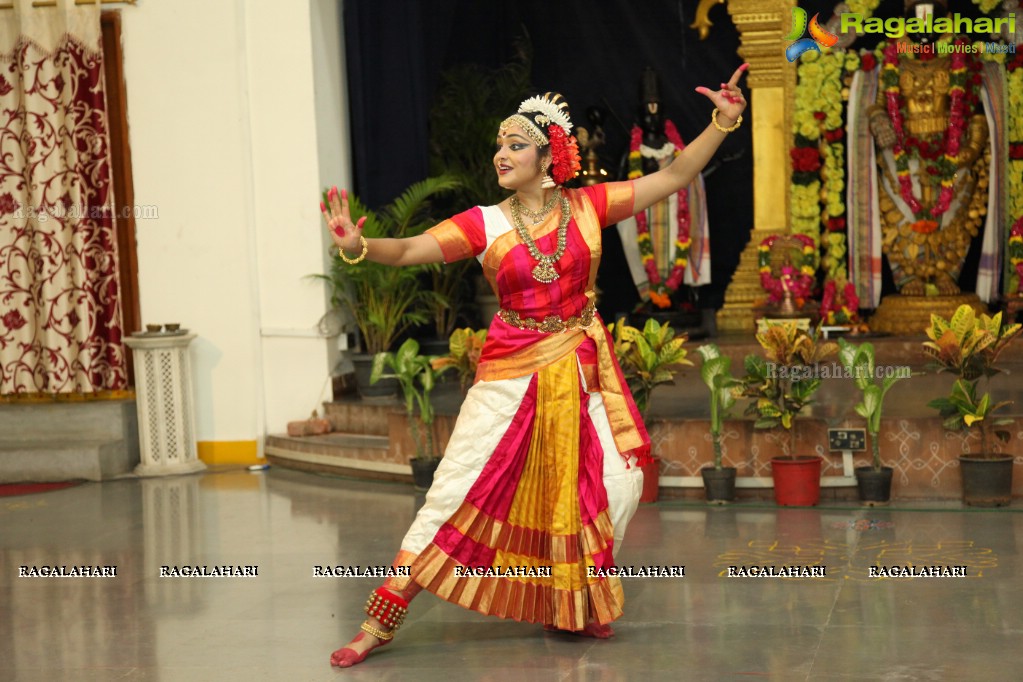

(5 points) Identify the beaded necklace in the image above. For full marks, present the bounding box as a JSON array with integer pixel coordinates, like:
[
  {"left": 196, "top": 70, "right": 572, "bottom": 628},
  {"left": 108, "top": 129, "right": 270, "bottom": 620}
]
[
  {"left": 513, "top": 191, "right": 561, "bottom": 225},
  {"left": 510, "top": 192, "right": 571, "bottom": 284}
]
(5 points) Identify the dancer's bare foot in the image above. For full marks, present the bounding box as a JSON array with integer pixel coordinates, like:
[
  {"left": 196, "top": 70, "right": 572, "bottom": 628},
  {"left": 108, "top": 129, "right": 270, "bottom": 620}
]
[
  {"left": 330, "top": 618, "right": 392, "bottom": 668},
  {"left": 543, "top": 622, "right": 615, "bottom": 638}
]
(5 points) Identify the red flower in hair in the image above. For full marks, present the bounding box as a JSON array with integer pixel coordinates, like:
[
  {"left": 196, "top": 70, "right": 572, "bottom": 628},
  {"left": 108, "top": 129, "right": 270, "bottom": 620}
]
[{"left": 547, "top": 125, "right": 581, "bottom": 185}]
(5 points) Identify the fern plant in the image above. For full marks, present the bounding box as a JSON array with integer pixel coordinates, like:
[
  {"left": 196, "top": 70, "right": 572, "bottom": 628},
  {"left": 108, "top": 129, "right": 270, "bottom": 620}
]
[{"left": 315, "top": 176, "right": 460, "bottom": 354}]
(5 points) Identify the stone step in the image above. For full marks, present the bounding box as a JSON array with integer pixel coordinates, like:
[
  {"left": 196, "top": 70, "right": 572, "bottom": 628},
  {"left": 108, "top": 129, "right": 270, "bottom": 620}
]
[
  {"left": 0, "top": 438, "right": 136, "bottom": 482},
  {"left": 0, "top": 400, "right": 138, "bottom": 442}
]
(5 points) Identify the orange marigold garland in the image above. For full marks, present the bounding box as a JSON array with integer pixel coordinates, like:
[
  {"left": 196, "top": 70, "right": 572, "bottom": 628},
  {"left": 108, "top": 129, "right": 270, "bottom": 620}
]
[{"left": 628, "top": 121, "right": 691, "bottom": 309}]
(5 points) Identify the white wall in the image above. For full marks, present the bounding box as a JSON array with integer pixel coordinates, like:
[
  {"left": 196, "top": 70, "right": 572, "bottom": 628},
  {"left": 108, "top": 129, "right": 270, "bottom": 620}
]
[{"left": 120, "top": 0, "right": 348, "bottom": 452}]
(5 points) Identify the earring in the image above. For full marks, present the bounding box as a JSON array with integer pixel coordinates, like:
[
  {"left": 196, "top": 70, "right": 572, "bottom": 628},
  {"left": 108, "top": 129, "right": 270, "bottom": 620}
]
[{"left": 540, "top": 161, "right": 556, "bottom": 189}]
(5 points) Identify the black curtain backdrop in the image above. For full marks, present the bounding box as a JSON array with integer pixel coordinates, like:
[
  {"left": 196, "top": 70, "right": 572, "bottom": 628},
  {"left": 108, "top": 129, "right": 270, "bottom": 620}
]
[
  {"left": 341, "top": 0, "right": 988, "bottom": 316},
  {"left": 343, "top": 0, "right": 752, "bottom": 315}
]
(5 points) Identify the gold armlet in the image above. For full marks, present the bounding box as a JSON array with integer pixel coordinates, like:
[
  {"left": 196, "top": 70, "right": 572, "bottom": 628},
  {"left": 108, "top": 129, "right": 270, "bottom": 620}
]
[
  {"left": 712, "top": 108, "right": 742, "bottom": 133},
  {"left": 339, "top": 235, "right": 368, "bottom": 264}
]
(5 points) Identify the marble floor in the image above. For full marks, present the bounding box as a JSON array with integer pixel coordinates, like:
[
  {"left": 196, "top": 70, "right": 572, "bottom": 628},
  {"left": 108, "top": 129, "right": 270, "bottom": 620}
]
[{"left": 2, "top": 466, "right": 1021, "bottom": 681}]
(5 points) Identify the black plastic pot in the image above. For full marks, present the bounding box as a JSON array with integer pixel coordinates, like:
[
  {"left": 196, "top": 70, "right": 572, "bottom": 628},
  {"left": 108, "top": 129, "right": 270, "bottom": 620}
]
[
  {"left": 959, "top": 454, "right": 1014, "bottom": 507},
  {"left": 701, "top": 467, "right": 737, "bottom": 504},
  {"left": 854, "top": 466, "right": 893, "bottom": 506},
  {"left": 351, "top": 353, "right": 399, "bottom": 400},
  {"left": 411, "top": 457, "right": 441, "bottom": 491}
]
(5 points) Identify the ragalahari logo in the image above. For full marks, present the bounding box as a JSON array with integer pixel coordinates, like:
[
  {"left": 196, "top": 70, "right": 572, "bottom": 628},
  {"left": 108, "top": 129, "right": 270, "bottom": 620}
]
[{"left": 785, "top": 7, "right": 839, "bottom": 62}]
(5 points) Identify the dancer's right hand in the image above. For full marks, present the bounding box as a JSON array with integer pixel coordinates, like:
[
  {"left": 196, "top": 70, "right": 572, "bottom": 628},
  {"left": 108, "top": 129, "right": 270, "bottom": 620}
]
[{"left": 320, "top": 185, "right": 366, "bottom": 255}]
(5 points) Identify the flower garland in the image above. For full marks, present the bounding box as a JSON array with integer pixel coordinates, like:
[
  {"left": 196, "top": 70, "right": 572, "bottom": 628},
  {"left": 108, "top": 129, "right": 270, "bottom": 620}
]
[
  {"left": 1003, "top": 51, "right": 1023, "bottom": 291},
  {"left": 1009, "top": 218, "right": 1023, "bottom": 294},
  {"left": 819, "top": 278, "right": 861, "bottom": 325},
  {"left": 881, "top": 39, "right": 980, "bottom": 219},
  {"left": 547, "top": 125, "right": 582, "bottom": 185},
  {"left": 628, "top": 121, "right": 691, "bottom": 308},
  {"left": 758, "top": 234, "right": 818, "bottom": 304}
]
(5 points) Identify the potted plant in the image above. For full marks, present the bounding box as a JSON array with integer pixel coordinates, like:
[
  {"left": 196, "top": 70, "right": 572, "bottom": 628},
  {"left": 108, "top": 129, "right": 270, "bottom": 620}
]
[
  {"left": 609, "top": 318, "right": 692, "bottom": 419},
  {"left": 740, "top": 322, "right": 837, "bottom": 506},
  {"left": 371, "top": 338, "right": 446, "bottom": 490},
  {"left": 922, "top": 305, "right": 1022, "bottom": 506},
  {"left": 837, "top": 338, "right": 910, "bottom": 505},
  {"left": 316, "top": 177, "right": 459, "bottom": 399},
  {"left": 610, "top": 318, "right": 691, "bottom": 503},
  {"left": 430, "top": 327, "right": 487, "bottom": 395},
  {"left": 695, "top": 344, "right": 740, "bottom": 503}
]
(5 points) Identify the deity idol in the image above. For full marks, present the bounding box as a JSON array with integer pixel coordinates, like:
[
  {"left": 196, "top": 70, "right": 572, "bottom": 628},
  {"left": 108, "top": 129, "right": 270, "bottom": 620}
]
[{"left": 865, "top": 0, "right": 990, "bottom": 298}]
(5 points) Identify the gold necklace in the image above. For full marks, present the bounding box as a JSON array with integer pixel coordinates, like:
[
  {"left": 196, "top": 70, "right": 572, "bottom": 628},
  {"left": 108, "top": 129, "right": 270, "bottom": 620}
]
[
  {"left": 510, "top": 193, "right": 571, "bottom": 284},
  {"left": 511, "top": 191, "right": 560, "bottom": 225}
]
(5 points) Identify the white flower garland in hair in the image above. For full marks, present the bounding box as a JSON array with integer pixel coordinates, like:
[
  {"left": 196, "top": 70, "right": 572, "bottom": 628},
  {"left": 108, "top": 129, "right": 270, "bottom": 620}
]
[{"left": 517, "top": 95, "right": 572, "bottom": 134}]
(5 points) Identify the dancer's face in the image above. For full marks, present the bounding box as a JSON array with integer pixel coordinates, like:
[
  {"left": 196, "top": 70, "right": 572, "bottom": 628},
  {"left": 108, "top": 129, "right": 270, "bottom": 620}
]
[{"left": 493, "top": 124, "right": 546, "bottom": 190}]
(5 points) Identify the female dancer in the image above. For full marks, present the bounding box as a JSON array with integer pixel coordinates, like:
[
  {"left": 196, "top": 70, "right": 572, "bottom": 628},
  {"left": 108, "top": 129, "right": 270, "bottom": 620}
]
[{"left": 322, "top": 65, "right": 748, "bottom": 667}]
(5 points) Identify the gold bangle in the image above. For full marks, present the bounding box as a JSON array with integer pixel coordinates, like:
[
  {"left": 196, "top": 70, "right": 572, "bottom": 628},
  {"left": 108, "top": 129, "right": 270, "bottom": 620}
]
[
  {"left": 712, "top": 108, "right": 742, "bottom": 133},
  {"left": 338, "top": 235, "right": 368, "bottom": 264}
]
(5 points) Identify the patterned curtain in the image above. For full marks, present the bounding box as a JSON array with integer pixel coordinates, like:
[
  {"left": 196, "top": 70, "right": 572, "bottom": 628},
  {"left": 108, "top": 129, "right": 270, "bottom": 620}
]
[{"left": 0, "top": 0, "right": 126, "bottom": 395}]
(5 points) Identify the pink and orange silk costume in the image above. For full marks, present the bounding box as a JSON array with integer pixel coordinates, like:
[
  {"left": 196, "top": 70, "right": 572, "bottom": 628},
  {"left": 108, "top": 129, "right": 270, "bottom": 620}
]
[{"left": 383, "top": 182, "right": 650, "bottom": 631}]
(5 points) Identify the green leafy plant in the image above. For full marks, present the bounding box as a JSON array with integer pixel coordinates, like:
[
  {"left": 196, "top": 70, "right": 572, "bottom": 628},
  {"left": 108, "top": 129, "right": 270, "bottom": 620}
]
[
  {"left": 609, "top": 318, "right": 691, "bottom": 418},
  {"left": 740, "top": 323, "right": 838, "bottom": 457},
  {"left": 315, "top": 177, "right": 460, "bottom": 354},
  {"left": 837, "top": 339, "right": 910, "bottom": 471},
  {"left": 371, "top": 338, "right": 443, "bottom": 460},
  {"left": 922, "top": 305, "right": 1022, "bottom": 456},
  {"left": 696, "top": 343, "right": 739, "bottom": 470},
  {"left": 430, "top": 327, "right": 487, "bottom": 394}
]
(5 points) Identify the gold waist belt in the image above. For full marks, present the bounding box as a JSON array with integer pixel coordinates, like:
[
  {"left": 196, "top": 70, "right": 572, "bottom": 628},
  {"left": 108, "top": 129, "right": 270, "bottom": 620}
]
[{"left": 498, "top": 301, "right": 596, "bottom": 334}]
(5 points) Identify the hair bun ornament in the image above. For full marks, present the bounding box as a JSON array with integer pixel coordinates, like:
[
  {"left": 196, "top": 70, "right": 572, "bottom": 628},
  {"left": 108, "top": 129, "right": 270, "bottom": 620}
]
[{"left": 518, "top": 92, "right": 572, "bottom": 135}]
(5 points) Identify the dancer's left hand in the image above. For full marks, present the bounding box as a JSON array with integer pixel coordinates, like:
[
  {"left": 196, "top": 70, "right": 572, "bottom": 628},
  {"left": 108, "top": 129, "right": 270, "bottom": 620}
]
[{"left": 695, "top": 63, "right": 749, "bottom": 126}]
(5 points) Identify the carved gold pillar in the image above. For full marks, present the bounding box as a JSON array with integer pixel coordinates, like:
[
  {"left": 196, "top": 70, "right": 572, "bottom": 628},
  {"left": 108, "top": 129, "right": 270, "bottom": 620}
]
[{"left": 714, "top": 0, "right": 796, "bottom": 333}]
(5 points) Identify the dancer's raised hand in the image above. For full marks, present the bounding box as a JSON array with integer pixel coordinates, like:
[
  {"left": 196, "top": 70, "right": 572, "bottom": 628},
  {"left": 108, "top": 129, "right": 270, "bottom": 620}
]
[
  {"left": 695, "top": 63, "right": 749, "bottom": 127},
  {"left": 320, "top": 185, "right": 366, "bottom": 255}
]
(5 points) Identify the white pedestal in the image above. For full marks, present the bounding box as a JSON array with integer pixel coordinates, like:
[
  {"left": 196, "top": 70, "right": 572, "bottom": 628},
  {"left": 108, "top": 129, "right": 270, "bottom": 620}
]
[{"left": 124, "top": 333, "right": 206, "bottom": 477}]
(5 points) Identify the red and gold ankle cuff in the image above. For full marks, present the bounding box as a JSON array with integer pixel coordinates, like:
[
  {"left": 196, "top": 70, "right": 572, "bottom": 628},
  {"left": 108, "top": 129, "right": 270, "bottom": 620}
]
[{"left": 364, "top": 587, "right": 409, "bottom": 631}]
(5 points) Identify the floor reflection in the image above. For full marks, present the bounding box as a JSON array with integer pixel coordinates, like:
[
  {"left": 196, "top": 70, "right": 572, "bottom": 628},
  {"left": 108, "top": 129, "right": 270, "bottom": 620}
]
[{"left": 1, "top": 468, "right": 1021, "bottom": 680}]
